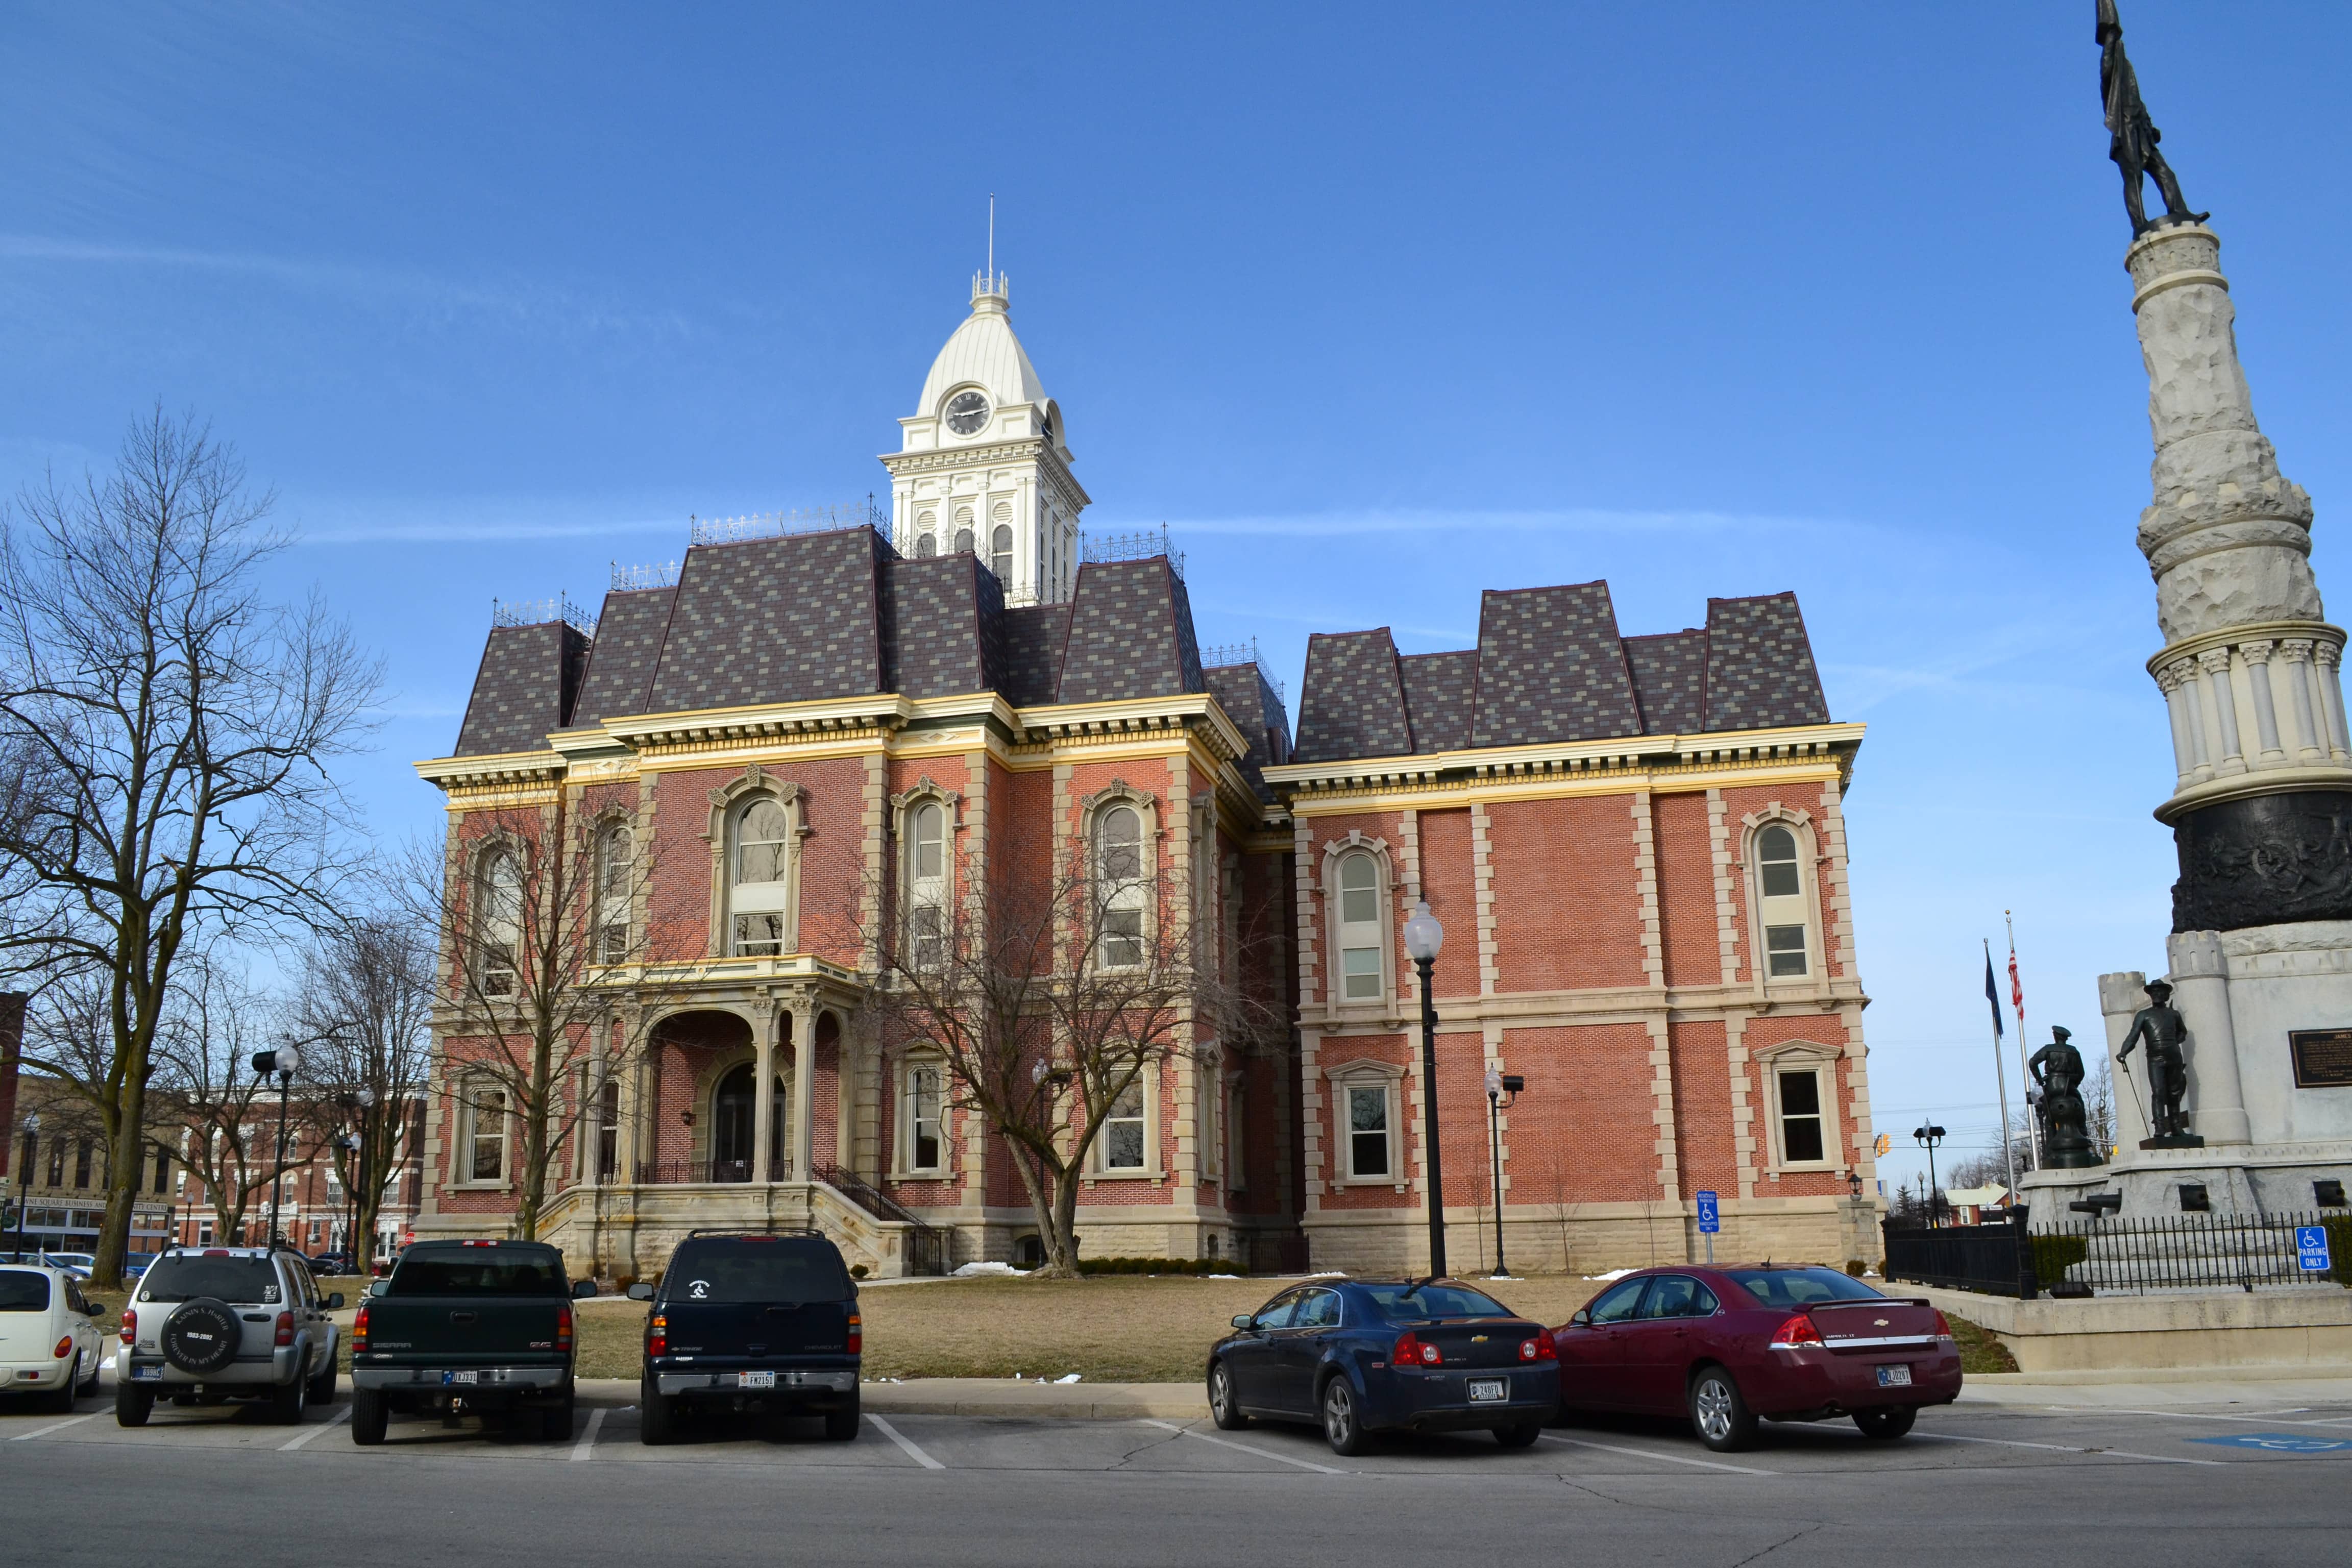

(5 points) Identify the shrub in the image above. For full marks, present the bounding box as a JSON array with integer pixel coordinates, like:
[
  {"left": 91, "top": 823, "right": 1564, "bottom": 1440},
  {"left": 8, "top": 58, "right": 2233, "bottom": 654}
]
[
  {"left": 850, "top": 1263, "right": 869, "bottom": 1280},
  {"left": 2325, "top": 1215, "right": 2352, "bottom": 1289},
  {"left": 1843, "top": 1259, "right": 1867, "bottom": 1277},
  {"left": 2030, "top": 1234, "right": 2089, "bottom": 1290}
]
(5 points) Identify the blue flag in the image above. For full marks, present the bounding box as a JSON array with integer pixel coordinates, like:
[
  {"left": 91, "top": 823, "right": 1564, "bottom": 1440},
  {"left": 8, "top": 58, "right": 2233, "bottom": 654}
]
[{"left": 1983, "top": 946, "right": 2003, "bottom": 1039}]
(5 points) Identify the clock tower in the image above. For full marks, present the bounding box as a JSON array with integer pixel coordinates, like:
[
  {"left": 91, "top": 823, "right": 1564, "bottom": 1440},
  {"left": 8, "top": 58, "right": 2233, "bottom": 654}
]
[{"left": 881, "top": 268, "right": 1088, "bottom": 604}]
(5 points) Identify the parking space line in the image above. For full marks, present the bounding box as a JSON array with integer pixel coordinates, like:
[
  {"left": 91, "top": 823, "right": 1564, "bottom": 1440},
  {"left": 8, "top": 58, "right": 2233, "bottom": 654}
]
[
  {"left": 1910, "top": 1431, "right": 2223, "bottom": 1466},
  {"left": 9, "top": 1413, "right": 96, "bottom": 1443},
  {"left": 866, "top": 1413, "right": 945, "bottom": 1470},
  {"left": 1137, "top": 1418, "right": 1345, "bottom": 1475},
  {"left": 1537, "top": 1433, "right": 1771, "bottom": 1476},
  {"left": 569, "top": 1406, "right": 607, "bottom": 1461},
  {"left": 2096, "top": 1408, "right": 2352, "bottom": 1431},
  {"left": 279, "top": 1406, "right": 353, "bottom": 1451}
]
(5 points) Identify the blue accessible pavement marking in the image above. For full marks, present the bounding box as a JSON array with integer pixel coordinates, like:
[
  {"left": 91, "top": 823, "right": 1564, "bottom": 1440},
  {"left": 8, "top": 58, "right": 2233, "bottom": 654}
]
[{"left": 2188, "top": 1432, "right": 2352, "bottom": 1455}]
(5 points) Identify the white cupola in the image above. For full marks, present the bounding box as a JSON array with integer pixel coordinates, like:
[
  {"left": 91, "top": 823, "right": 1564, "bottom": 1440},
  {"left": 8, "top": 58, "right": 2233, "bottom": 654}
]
[{"left": 881, "top": 268, "right": 1088, "bottom": 606}]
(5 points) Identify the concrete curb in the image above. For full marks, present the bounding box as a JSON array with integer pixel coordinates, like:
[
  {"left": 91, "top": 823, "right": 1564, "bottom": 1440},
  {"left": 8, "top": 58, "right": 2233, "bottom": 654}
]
[
  {"left": 1966, "top": 1363, "right": 2352, "bottom": 1386},
  {"left": 572, "top": 1377, "right": 1208, "bottom": 1420}
]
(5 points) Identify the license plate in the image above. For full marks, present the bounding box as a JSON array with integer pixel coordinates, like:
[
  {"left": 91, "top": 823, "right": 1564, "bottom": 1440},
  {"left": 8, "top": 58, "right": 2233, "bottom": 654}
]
[
  {"left": 442, "top": 1370, "right": 479, "bottom": 1386},
  {"left": 1874, "top": 1364, "right": 1912, "bottom": 1388},
  {"left": 132, "top": 1365, "right": 162, "bottom": 1382},
  {"left": 739, "top": 1370, "right": 776, "bottom": 1389},
  {"left": 1467, "top": 1378, "right": 1507, "bottom": 1403}
]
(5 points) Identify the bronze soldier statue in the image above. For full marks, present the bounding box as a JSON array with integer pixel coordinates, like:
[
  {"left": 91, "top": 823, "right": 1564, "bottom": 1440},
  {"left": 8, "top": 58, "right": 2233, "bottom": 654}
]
[
  {"left": 2098, "top": 1, "right": 2207, "bottom": 234},
  {"left": 2117, "top": 979, "right": 2203, "bottom": 1145},
  {"left": 2027, "top": 1026, "right": 2104, "bottom": 1168}
]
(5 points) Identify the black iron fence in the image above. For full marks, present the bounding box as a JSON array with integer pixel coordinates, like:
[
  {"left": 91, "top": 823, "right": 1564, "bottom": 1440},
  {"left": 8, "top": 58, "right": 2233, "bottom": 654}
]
[
  {"left": 815, "top": 1162, "right": 948, "bottom": 1276},
  {"left": 1885, "top": 1211, "right": 2352, "bottom": 1297}
]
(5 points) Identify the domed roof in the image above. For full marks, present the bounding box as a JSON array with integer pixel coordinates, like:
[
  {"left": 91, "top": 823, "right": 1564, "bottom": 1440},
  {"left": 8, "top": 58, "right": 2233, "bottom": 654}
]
[{"left": 916, "top": 278, "right": 1046, "bottom": 418}]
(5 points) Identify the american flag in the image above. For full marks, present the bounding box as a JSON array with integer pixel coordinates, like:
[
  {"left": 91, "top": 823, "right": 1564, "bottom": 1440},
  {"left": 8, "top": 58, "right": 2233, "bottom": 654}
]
[{"left": 2008, "top": 942, "right": 2024, "bottom": 1032}]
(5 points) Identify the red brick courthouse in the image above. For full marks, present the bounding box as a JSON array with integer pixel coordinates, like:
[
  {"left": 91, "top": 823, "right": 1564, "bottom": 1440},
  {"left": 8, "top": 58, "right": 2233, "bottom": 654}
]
[{"left": 411, "top": 273, "right": 1881, "bottom": 1277}]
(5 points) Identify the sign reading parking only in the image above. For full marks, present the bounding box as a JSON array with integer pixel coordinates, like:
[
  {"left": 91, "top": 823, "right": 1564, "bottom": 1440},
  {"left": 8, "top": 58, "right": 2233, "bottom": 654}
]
[{"left": 2297, "top": 1224, "right": 2333, "bottom": 1273}]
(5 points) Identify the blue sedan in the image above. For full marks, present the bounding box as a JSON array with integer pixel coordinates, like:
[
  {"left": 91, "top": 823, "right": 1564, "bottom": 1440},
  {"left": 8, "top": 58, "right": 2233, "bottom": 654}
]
[{"left": 1206, "top": 1278, "right": 1560, "bottom": 1455}]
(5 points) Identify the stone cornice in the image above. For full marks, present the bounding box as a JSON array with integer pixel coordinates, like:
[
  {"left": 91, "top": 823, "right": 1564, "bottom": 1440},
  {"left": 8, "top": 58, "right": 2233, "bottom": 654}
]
[
  {"left": 1011, "top": 692, "right": 1250, "bottom": 765},
  {"left": 2145, "top": 619, "right": 2346, "bottom": 677},
  {"left": 414, "top": 750, "right": 566, "bottom": 792},
  {"left": 879, "top": 436, "right": 1092, "bottom": 511}
]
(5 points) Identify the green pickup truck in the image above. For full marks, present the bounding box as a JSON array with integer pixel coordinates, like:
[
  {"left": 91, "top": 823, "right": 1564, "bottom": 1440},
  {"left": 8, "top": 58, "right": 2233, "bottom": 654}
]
[{"left": 349, "top": 1238, "right": 598, "bottom": 1445}]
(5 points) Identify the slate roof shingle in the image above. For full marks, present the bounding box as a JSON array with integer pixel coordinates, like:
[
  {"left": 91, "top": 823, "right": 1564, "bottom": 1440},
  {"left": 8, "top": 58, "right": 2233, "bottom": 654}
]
[
  {"left": 570, "top": 586, "right": 677, "bottom": 727},
  {"left": 455, "top": 621, "right": 591, "bottom": 757},
  {"left": 1292, "top": 630, "right": 1413, "bottom": 764}
]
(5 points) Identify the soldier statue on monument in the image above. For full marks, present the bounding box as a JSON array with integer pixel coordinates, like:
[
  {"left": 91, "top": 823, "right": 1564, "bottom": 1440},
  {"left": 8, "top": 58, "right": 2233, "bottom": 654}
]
[
  {"left": 2098, "top": 1, "right": 2208, "bottom": 235},
  {"left": 2027, "top": 1026, "right": 2105, "bottom": 1168},
  {"left": 2117, "top": 980, "right": 2206, "bottom": 1147}
]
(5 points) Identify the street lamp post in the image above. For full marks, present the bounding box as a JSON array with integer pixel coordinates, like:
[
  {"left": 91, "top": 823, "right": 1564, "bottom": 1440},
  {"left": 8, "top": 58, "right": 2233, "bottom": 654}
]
[
  {"left": 1913, "top": 1123, "right": 1948, "bottom": 1229},
  {"left": 10, "top": 1112, "right": 35, "bottom": 1261},
  {"left": 1483, "top": 1069, "right": 1524, "bottom": 1278},
  {"left": 1401, "top": 902, "right": 1447, "bottom": 1279},
  {"left": 253, "top": 1042, "right": 303, "bottom": 1251}
]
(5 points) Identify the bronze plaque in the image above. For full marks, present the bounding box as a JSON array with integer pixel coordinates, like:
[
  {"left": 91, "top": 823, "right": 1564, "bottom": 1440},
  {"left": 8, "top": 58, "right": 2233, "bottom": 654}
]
[{"left": 2289, "top": 1028, "right": 2352, "bottom": 1088}]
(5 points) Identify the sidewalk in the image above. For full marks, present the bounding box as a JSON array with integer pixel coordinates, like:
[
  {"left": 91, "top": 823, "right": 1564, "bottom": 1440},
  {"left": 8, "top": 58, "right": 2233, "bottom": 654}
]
[{"left": 1958, "top": 1365, "right": 2352, "bottom": 1407}]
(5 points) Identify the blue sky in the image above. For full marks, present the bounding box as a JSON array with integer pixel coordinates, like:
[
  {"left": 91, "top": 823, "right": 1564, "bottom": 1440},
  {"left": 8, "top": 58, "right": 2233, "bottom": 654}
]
[{"left": 6, "top": 3, "right": 2349, "bottom": 1200}]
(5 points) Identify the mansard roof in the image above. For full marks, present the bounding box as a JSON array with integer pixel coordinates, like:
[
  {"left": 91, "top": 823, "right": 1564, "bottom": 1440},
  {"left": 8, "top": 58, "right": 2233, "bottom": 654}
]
[
  {"left": 1290, "top": 588, "right": 1829, "bottom": 765},
  {"left": 451, "top": 526, "right": 1208, "bottom": 756}
]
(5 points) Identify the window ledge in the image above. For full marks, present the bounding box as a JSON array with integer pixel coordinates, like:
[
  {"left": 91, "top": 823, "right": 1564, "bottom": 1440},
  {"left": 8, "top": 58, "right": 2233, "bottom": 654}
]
[
  {"left": 1335, "top": 1174, "right": 1402, "bottom": 1189},
  {"left": 449, "top": 1180, "right": 511, "bottom": 1192},
  {"left": 888, "top": 1168, "right": 951, "bottom": 1184},
  {"left": 1769, "top": 1162, "right": 1839, "bottom": 1174},
  {"left": 1085, "top": 1167, "right": 1163, "bottom": 1182}
]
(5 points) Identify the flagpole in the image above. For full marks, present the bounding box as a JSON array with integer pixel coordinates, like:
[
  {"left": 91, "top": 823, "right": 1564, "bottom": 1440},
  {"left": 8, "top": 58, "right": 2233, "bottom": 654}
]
[
  {"left": 1984, "top": 940, "right": 2020, "bottom": 1203},
  {"left": 2005, "top": 910, "right": 2041, "bottom": 1169}
]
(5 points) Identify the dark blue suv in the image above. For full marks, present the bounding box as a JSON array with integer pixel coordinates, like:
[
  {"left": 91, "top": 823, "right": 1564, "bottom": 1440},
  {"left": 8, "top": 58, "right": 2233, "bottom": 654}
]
[{"left": 1207, "top": 1277, "right": 1559, "bottom": 1454}]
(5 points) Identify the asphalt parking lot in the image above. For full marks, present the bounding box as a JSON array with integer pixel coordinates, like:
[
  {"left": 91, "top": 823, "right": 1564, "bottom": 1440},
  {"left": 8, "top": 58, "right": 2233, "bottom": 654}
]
[{"left": 8, "top": 1380, "right": 2351, "bottom": 1566}]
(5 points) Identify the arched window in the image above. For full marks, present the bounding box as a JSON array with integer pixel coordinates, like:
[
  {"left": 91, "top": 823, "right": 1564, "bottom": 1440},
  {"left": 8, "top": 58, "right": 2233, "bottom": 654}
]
[
  {"left": 732, "top": 798, "right": 793, "bottom": 957},
  {"left": 915, "top": 533, "right": 937, "bottom": 558},
  {"left": 905, "top": 800, "right": 946, "bottom": 969},
  {"left": 1096, "top": 804, "right": 1145, "bottom": 968},
  {"left": 1754, "top": 824, "right": 1809, "bottom": 978},
  {"left": 953, "top": 526, "right": 974, "bottom": 554},
  {"left": 991, "top": 523, "right": 1014, "bottom": 584},
  {"left": 1334, "top": 851, "right": 1384, "bottom": 1002},
  {"left": 596, "top": 823, "right": 632, "bottom": 963},
  {"left": 476, "top": 849, "right": 523, "bottom": 997}
]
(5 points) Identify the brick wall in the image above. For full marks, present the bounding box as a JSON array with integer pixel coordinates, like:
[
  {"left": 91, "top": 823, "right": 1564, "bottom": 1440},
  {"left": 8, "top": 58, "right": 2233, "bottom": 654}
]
[{"left": 1486, "top": 796, "right": 1647, "bottom": 992}]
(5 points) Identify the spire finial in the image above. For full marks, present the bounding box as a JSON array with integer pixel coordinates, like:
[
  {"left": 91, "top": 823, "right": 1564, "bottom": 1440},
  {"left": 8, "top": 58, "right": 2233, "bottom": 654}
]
[{"left": 972, "top": 192, "right": 1008, "bottom": 309}]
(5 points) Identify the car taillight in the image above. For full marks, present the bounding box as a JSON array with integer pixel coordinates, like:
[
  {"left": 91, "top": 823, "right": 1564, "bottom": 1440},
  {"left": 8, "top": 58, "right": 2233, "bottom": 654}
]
[
  {"left": 557, "top": 1304, "right": 573, "bottom": 1353},
  {"left": 847, "top": 1312, "right": 862, "bottom": 1356},
  {"left": 275, "top": 1311, "right": 295, "bottom": 1348},
  {"left": 120, "top": 1309, "right": 136, "bottom": 1347},
  {"left": 647, "top": 1313, "right": 666, "bottom": 1358},
  {"left": 1770, "top": 1313, "right": 1824, "bottom": 1349},
  {"left": 1519, "top": 1336, "right": 1557, "bottom": 1362},
  {"left": 1932, "top": 1310, "right": 1953, "bottom": 1340},
  {"left": 52, "top": 1336, "right": 73, "bottom": 1360},
  {"left": 1392, "top": 1331, "right": 1441, "bottom": 1366},
  {"left": 352, "top": 1304, "right": 369, "bottom": 1353}
]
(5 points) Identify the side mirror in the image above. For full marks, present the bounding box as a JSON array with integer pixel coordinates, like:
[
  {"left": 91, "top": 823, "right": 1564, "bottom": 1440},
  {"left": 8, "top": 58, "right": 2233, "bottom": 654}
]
[
  {"left": 326, "top": 1292, "right": 345, "bottom": 1310},
  {"left": 626, "top": 1282, "right": 655, "bottom": 1302},
  {"left": 368, "top": 1280, "right": 390, "bottom": 1297},
  {"left": 86, "top": 1303, "right": 107, "bottom": 1318},
  {"left": 1231, "top": 1314, "right": 1254, "bottom": 1330},
  {"left": 573, "top": 1279, "right": 600, "bottom": 1300},
  {"left": 1569, "top": 1309, "right": 1591, "bottom": 1328}
]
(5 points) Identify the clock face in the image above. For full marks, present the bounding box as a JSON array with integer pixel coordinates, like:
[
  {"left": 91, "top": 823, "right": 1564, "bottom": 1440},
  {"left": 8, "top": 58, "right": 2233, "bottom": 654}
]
[{"left": 944, "top": 390, "right": 990, "bottom": 436}]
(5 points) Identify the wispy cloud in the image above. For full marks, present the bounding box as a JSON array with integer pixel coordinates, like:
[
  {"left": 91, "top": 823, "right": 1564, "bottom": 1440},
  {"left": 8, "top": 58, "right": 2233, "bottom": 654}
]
[
  {"left": 298, "top": 513, "right": 683, "bottom": 546},
  {"left": 1158, "top": 505, "right": 1790, "bottom": 540}
]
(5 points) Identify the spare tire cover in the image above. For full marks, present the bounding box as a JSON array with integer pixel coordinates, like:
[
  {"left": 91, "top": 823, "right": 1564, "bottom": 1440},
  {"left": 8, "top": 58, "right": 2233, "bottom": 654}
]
[{"left": 161, "top": 1297, "right": 243, "bottom": 1375}]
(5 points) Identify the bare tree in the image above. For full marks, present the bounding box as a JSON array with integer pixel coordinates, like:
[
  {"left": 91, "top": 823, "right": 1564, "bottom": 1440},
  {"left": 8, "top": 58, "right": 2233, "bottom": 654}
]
[
  {"left": 0, "top": 409, "right": 381, "bottom": 1285},
  {"left": 297, "top": 911, "right": 433, "bottom": 1266},
  {"left": 404, "top": 801, "right": 656, "bottom": 1242},
  {"left": 861, "top": 827, "right": 1281, "bottom": 1279},
  {"left": 146, "top": 960, "right": 309, "bottom": 1246}
]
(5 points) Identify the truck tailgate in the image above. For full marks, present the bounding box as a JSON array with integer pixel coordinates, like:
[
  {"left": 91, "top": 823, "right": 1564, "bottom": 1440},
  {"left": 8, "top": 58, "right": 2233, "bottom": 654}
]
[{"left": 367, "top": 1297, "right": 570, "bottom": 1366}]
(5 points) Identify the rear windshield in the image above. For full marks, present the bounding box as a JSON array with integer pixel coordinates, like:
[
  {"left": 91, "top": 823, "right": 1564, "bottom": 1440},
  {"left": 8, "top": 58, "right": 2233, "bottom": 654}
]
[
  {"left": 390, "top": 1251, "right": 567, "bottom": 1297},
  {"left": 141, "top": 1256, "right": 283, "bottom": 1304},
  {"left": 666, "top": 1244, "right": 851, "bottom": 1304},
  {"left": 1361, "top": 1284, "right": 1511, "bottom": 1320},
  {"left": 1727, "top": 1268, "right": 1884, "bottom": 1307},
  {"left": 0, "top": 1270, "right": 51, "bottom": 1311}
]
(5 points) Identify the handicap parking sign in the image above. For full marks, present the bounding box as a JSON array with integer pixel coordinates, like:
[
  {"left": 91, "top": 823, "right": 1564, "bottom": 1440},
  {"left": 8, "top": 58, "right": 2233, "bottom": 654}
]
[
  {"left": 2189, "top": 1432, "right": 2352, "bottom": 1454},
  {"left": 2296, "top": 1224, "right": 2333, "bottom": 1273},
  {"left": 1696, "top": 1191, "right": 1720, "bottom": 1234}
]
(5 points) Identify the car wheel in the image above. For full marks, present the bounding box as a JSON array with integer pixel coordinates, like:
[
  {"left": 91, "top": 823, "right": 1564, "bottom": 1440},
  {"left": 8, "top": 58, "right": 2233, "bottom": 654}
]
[
  {"left": 271, "top": 1361, "right": 310, "bottom": 1425},
  {"left": 77, "top": 1350, "right": 102, "bottom": 1398},
  {"left": 37, "top": 1375, "right": 76, "bottom": 1414},
  {"left": 307, "top": 1354, "right": 338, "bottom": 1405},
  {"left": 350, "top": 1385, "right": 387, "bottom": 1446},
  {"left": 823, "top": 1390, "right": 861, "bottom": 1442},
  {"left": 1854, "top": 1406, "right": 1916, "bottom": 1441},
  {"left": 114, "top": 1381, "right": 154, "bottom": 1427},
  {"left": 1493, "top": 1419, "right": 1543, "bottom": 1449},
  {"left": 1320, "top": 1376, "right": 1371, "bottom": 1458},
  {"left": 1207, "top": 1361, "right": 1249, "bottom": 1430},
  {"left": 1688, "top": 1367, "right": 1756, "bottom": 1453},
  {"left": 542, "top": 1383, "right": 576, "bottom": 1441},
  {"left": 639, "top": 1375, "right": 673, "bottom": 1446}
]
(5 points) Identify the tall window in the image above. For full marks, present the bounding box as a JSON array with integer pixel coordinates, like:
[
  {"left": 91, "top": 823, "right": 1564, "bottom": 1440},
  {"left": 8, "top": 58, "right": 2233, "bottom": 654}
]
[
  {"left": 1346, "top": 1084, "right": 1391, "bottom": 1179},
  {"left": 1224, "top": 1078, "right": 1247, "bottom": 1191},
  {"left": 17, "top": 1132, "right": 34, "bottom": 1188},
  {"left": 74, "top": 1139, "right": 92, "bottom": 1189},
  {"left": 1198, "top": 1056, "right": 1222, "bottom": 1179},
  {"left": 477, "top": 849, "right": 523, "bottom": 997},
  {"left": 464, "top": 1086, "right": 506, "bottom": 1182},
  {"left": 1334, "top": 851, "right": 1383, "bottom": 1002},
  {"left": 905, "top": 801, "right": 946, "bottom": 969},
  {"left": 47, "top": 1138, "right": 64, "bottom": 1186},
  {"left": 1103, "top": 1077, "right": 1147, "bottom": 1170},
  {"left": 904, "top": 1064, "right": 944, "bottom": 1172},
  {"left": 1096, "top": 805, "right": 1145, "bottom": 969},
  {"left": 953, "top": 505, "right": 975, "bottom": 555},
  {"left": 596, "top": 1079, "right": 620, "bottom": 1182},
  {"left": 1755, "top": 824, "right": 1810, "bottom": 978},
  {"left": 153, "top": 1148, "right": 170, "bottom": 1194},
  {"left": 597, "top": 824, "right": 633, "bottom": 963},
  {"left": 915, "top": 533, "right": 937, "bottom": 558},
  {"left": 991, "top": 522, "right": 1014, "bottom": 584},
  {"left": 1776, "top": 1067, "right": 1826, "bottom": 1164},
  {"left": 953, "top": 525, "right": 974, "bottom": 554},
  {"left": 732, "top": 797, "right": 792, "bottom": 956}
]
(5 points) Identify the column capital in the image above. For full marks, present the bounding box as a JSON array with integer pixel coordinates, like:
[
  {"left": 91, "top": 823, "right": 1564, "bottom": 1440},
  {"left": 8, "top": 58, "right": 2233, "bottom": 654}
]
[
  {"left": 2316, "top": 642, "right": 2343, "bottom": 672},
  {"left": 2281, "top": 637, "right": 2317, "bottom": 661},
  {"left": 2240, "top": 639, "right": 2276, "bottom": 665},
  {"left": 2196, "top": 647, "right": 2234, "bottom": 675}
]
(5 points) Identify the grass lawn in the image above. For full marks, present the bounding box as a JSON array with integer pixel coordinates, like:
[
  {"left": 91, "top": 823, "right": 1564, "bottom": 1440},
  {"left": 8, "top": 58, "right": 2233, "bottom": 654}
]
[{"left": 1947, "top": 1313, "right": 2020, "bottom": 1375}]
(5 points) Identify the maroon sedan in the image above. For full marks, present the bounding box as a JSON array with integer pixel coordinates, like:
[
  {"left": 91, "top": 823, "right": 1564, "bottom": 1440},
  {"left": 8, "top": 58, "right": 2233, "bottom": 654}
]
[{"left": 1551, "top": 1264, "right": 1961, "bottom": 1452}]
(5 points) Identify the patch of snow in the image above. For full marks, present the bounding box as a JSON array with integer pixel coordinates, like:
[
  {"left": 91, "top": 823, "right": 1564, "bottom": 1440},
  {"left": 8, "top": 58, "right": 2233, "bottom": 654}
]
[
  {"left": 1207, "top": 1273, "right": 1240, "bottom": 1279},
  {"left": 954, "top": 1261, "right": 1028, "bottom": 1277},
  {"left": 1585, "top": 1268, "right": 1635, "bottom": 1282},
  {"left": 1487, "top": 1275, "right": 1524, "bottom": 1282},
  {"left": 1054, "top": 1373, "right": 1082, "bottom": 1384}
]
